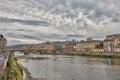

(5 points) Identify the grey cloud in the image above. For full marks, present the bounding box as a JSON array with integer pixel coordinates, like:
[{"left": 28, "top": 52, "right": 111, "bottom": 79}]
[
  {"left": 6, "top": 30, "right": 67, "bottom": 41},
  {"left": 20, "top": 35, "right": 42, "bottom": 40},
  {"left": 0, "top": 17, "right": 50, "bottom": 26},
  {"left": 67, "top": 34, "right": 85, "bottom": 38},
  {"left": 91, "top": 35, "right": 105, "bottom": 39},
  {"left": 37, "top": 33, "right": 66, "bottom": 40},
  {"left": 0, "top": 0, "right": 120, "bottom": 45},
  {"left": 111, "top": 18, "right": 120, "bottom": 22},
  {"left": 2, "top": 29, "right": 32, "bottom": 32},
  {"left": 8, "top": 40, "right": 23, "bottom": 45}
]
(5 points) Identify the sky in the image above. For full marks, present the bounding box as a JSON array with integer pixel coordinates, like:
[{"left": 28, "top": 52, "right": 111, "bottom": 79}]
[{"left": 0, "top": 0, "right": 120, "bottom": 45}]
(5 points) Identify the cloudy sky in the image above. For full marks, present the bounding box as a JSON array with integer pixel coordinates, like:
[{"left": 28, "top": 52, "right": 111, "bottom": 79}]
[{"left": 0, "top": 0, "right": 120, "bottom": 45}]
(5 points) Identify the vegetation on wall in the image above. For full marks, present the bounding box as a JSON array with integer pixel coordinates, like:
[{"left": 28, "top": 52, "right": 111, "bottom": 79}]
[{"left": 1, "top": 54, "right": 23, "bottom": 80}]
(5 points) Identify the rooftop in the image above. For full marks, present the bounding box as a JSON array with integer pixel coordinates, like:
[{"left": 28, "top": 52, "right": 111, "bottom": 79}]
[{"left": 104, "top": 34, "right": 120, "bottom": 41}]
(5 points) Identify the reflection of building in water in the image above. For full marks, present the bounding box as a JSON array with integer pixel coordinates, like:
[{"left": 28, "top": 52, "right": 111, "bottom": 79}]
[
  {"left": 0, "top": 34, "right": 7, "bottom": 51},
  {"left": 111, "top": 59, "right": 120, "bottom": 65},
  {"left": 103, "top": 59, "right": 120, "bottom": 66}
]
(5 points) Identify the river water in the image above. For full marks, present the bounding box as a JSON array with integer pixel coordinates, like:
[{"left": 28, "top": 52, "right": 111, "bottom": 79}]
[{"left": 15, "top": 53, "right": 120, "bottom": 80}]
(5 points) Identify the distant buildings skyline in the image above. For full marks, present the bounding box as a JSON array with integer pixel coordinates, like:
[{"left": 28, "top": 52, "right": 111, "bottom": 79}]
[{"left": 9, "top": 34, "right": 120, "bottom": 53}]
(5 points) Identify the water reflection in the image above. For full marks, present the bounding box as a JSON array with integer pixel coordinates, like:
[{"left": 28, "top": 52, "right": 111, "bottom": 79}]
[
  {"left": 84, "top": 57, "right": 120, "bottom": 66},
  {"left": 16, "top": 53, "right": 120, "bottom": 80},
  {"left": 110, "top": 59, "right": 120, "bottom": 65}
]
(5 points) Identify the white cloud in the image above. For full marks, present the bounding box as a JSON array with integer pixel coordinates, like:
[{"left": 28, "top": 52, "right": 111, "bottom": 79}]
[{"left": 0, "top": 0, "right": 120, "bottom": 45}]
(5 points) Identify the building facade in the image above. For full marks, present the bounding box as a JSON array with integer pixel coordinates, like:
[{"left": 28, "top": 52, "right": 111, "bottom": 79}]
[
  {"left": 76, "top": 38, "right": 102, "bottom": 52},
  {"left": 64, "top": 40, "right": 77, "bottom": 52},
  {"left": 103, "top": 34, "right": 120, "bottom": 52}
]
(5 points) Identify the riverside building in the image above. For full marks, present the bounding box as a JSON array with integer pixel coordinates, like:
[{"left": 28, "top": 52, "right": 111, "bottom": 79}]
[
  {"left": 76, "top": 38, "right": 103, "bottom": 52},
  {"left": 103, "top": 34, "right": 120, "bottom": 52}
]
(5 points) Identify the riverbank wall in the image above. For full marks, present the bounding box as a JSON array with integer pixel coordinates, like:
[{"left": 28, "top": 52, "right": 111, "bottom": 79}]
[{"left": 1, "top": 54, "right": 23, "bottom": 80}]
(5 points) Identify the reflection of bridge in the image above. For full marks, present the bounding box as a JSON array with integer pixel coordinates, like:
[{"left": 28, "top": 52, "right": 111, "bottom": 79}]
[{"left": 9, "top": 49, "right": 56, "bottom": 55}]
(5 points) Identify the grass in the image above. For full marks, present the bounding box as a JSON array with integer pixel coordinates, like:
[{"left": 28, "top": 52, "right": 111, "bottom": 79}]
[
  {"left": 1, "top": 54, "right": 23, "bottom": 80},
  {"left": 64, "top": 52, "right": 120, "bottom": 59}
]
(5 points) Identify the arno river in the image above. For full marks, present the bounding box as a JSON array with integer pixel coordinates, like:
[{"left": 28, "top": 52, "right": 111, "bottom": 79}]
[{"left": 15, "top": 53, "right": 120, "bottom": 80}]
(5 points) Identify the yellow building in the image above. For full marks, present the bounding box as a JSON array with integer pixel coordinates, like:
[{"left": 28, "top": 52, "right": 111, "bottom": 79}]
[
  {"left": 76, "top": 38, "right": 102, "bottom": 52},
  {"left": 36, "top": 43, "right": 45, "bottom": 50},
  {"left": 44, "top": 43, "right": 54, "bottom": 51}
]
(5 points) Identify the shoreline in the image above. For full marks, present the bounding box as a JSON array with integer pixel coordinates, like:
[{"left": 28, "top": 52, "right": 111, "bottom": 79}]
[
  {"left": 21, "top": 52, "right": 120, "bottom": 59},
  {"left": 60, "top": 52, "right": 120, "bottom": 59},
  {"left": 15, "top": 51, "right": 120, "bottom": 59},
  {"left": 22, "top": 66, "right": 39, "bottom": 80}
]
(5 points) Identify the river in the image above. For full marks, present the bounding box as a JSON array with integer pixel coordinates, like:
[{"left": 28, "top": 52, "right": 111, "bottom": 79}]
[{"left": 15, "top": 53, "right": 120, "bottom": 80}]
